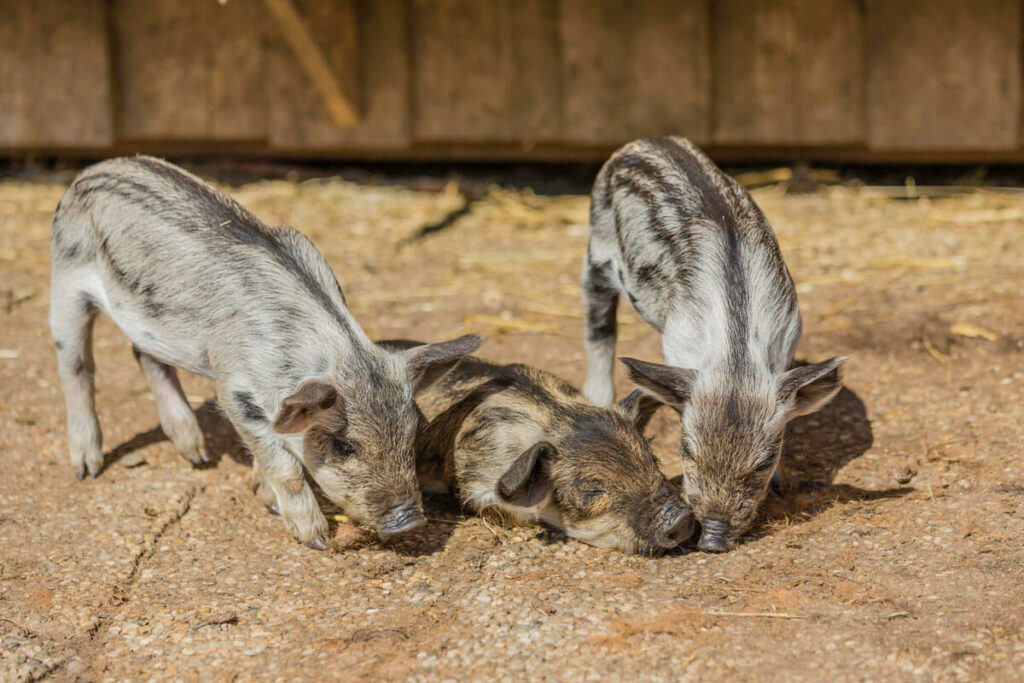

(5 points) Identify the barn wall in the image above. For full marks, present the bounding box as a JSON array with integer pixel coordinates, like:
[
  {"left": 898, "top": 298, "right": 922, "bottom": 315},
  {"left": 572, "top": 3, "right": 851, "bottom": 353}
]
[{"left": 1, "top": 0, "right": 1023, "bottom": 161}]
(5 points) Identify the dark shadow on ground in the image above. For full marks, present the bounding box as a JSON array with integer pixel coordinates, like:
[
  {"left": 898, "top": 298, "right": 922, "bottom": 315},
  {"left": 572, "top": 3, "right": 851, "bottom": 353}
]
[
  {"left": 759, "top": 385, "right": 910, "bottom": 532},
  {"left": 102, "top": 400, "right": 249, "bottom": 472},
  {"left": 382, "top": 493, "right": 461, "bottom": 557}
]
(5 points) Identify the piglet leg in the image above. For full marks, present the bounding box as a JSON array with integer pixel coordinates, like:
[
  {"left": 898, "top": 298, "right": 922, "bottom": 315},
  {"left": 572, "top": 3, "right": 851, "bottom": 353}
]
[
  {"left": 50, "top": 284, "right": 103, "bottom": 479},
  {"left": 239, "top": 427, "right": 328, "bottom": 549},
  {"left": 133, "top": 347, "right": 208, "bottom": 466}
]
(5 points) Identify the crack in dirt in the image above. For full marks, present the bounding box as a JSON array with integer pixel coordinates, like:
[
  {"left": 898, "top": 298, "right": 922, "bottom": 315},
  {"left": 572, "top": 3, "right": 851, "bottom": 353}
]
[
  {"left": 399, "top": 184, "right": 486, "bottom": 246},
  {"left": 40, "top": 484, "right": 206, "bottom": 679},
  {"left": 109, "top": 485, "right": 203, "bottom": 607}
]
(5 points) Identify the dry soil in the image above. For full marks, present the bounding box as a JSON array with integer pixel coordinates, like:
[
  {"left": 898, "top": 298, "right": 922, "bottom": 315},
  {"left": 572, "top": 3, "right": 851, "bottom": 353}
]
[{"left": 0, "top": 168, "right": 1022, "bottom": 681}]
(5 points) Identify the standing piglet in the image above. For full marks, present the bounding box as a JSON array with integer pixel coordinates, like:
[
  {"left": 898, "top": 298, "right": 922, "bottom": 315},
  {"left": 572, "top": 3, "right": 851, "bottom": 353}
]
[
  {"left": 49, "top": 156, "right": 480, "bottom": 548},
  {"left": 381, "top": 342, "right": 694, "bottom": 555},
  {"left": 582, "top": 137, "right": 847, "bottom": 552}
]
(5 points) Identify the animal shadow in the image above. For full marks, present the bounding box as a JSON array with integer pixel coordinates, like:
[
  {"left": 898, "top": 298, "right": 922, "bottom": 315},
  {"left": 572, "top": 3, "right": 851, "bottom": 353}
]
[
  {"left": 102, "top": 400, "right": 250, "bottom": 471},
  {"left": 757, "top": 386, "right": 910, "bottom": 531}
]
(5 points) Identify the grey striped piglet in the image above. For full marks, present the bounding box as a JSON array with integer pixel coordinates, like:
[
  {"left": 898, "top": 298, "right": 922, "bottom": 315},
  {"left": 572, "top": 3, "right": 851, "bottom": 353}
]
[
  {"left": 49, "top": 156, "right": 480, "bottom": 548},
  {"left": 582, "top": 137, "right": 847, "bottom": 552}
]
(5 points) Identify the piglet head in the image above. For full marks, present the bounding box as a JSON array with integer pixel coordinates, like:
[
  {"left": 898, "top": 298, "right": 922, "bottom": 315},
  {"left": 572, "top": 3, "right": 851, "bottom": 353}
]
[
  {"left": 621, "top": 355, "right": 847, "bottom": 552},
  {"left": 273, "top": 334, "right": 481, "bottom": 539},
  {"left": 495, "top": 394, "right": 693, "bottom": 555}
]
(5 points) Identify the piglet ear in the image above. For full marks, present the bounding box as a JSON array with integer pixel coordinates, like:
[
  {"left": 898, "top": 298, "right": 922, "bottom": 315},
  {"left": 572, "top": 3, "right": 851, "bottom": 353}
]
[
  {"left": 615, "top": 389, "right": 664, "bottom": 432},
  {"left": 497, "top": 442, "right": 555, "bottom": 508},
  {"left": 619, "top": 357, "right": 696, "bottom": 411},
  {"left": 403, "top": 334, "right": 482, "bottom": 393},
  {"left": 779, "top": 356, "right": 848, "bottom": 417},
  {"left": 272, "top": 380, "right": 338, "bottom": 434}
]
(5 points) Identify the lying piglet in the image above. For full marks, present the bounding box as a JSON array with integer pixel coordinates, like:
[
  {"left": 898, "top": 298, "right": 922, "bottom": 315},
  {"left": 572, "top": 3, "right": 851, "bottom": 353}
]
[
  {"left": 381, "top": 342, "right": 694, "bottom": 554},
  {"left": 49, "top": 155, "right": 480, "bottom": 548}
]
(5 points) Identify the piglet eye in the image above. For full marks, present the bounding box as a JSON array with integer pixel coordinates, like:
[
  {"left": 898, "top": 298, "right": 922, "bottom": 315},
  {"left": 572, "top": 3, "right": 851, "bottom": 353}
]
[
  {"left": 753, "top": 457, "right": 775, "bottom": 472},
  {"left": 331, "top": 437, "right": 357, "bottom": 458},
  {"left": 579, "top": 485, "right": 607, "bottom": 502}
]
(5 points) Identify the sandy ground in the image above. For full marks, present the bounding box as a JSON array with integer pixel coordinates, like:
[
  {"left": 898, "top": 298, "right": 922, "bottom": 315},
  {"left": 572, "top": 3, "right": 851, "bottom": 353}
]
[{"left": 0, "top": 167, "right": 1022, "bottom": 681}]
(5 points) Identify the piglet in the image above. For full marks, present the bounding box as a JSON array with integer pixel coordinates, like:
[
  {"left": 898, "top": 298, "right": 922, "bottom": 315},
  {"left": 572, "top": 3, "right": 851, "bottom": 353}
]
[
  {"left": 49, "top": 155, "right": 480, "bottom": 548},
  {"left": 381, "top": 342, "right": 694, "bottom": 555},
  {"left": 582, "top": 137, "right": 847, "bottom": 552}
]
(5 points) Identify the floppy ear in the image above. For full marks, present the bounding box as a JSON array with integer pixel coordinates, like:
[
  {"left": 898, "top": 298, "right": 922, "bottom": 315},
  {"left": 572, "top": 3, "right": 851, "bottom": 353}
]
[
  {"left": 272, "top": 380, "right": 339, "bottom": 434},
  {"left": 497, "top": 441, "right": 555, "bottom": 508},
  {"left": 619, "top": 357, "right": 696, "bottom": 411},
  {"left": 779, "top": 356, "right": 847, "bottom": 417},
  {"left": 615, "top": 389, "right": 664, "bottom": 432},
  {"left": 403, "top": 334, "right": 483, "bottom": 393}
]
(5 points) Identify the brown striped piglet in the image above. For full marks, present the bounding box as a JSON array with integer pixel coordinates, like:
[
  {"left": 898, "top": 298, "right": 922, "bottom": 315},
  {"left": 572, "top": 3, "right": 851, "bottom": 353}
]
[{"left": 381, "top": 342, "right": 694, "bottom": 555}]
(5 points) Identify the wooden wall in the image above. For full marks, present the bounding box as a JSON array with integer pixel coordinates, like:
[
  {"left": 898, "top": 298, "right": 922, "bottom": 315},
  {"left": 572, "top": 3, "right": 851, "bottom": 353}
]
[{"left": 2, "top": 0, "right": 1023, "bottom": 161}]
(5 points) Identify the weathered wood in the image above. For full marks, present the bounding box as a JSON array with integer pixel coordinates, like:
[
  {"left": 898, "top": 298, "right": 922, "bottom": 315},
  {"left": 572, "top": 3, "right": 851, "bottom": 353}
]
[
  {"left": 713, "top": 0, "right": 864, "bottom": 145},
  {"left": 269, "top": 0, "right": 407, "bottom": 149},
  {"left": 866, "top": 0, "right": 1020, "bottom": 150},
  {"left": 114, "top": 0, "right": 267, "bottom": 140},
  {"left": 412, "top": 0, "right": 561, "bottom": 143},
  {"left": 561, "top": 0, "right": 711, "bottom": 145},
  {"left": 0, "top": 0, "right": 112, "bottom": 147},
  {"left": 264, "top": 0, "right": 359, "bottom": 128},
  {"left": 792, "top": 0, "right": 864, "bottom": 144}
]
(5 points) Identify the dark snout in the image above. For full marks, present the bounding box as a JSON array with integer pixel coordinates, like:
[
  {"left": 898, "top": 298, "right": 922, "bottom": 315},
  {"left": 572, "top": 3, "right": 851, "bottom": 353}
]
[
  {"left": 697, "top": 517, "right": 731, "bottom": 553},
  {"left": 654, "top": 504, "right": 696, "bottom": 549},
  {"left": 377, "top": 502, "right": 426, "bottom": 539}
]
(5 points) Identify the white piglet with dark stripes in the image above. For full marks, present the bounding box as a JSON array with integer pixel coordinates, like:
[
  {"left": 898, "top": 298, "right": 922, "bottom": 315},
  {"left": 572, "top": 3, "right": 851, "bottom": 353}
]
[
  {"left": 49, "top": 156, "right": 480, "bottom": 549},
  {"left": 582, "top": 137, "right": 847, "bottom": 552}
]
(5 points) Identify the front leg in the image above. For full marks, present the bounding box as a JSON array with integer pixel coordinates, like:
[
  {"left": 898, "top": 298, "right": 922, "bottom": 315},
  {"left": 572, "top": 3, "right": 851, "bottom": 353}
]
[
  {"left": 246, "top": 431, "right": 328, "bottom": 549},
  {"left": 221, "top": 390, "right": 328, "bottom": 549},
  {"left": 582, "top": 256, "right": 620, "bottom": 407}
]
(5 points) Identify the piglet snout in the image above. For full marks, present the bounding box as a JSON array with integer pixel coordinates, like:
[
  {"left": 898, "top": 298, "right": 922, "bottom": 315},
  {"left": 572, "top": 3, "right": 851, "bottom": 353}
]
[
  {"left": 655, "top": 504, "right": 695, "bottom": 549},
  {"left": 377, "top": 502, "right": 426, "bottom": 539},
  {"left": 697, "top": 517, "right": 730, "bottom": 553}
]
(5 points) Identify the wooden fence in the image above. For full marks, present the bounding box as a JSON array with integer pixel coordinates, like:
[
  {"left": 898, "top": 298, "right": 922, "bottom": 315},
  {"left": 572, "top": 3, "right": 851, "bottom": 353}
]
[{"left": 2, "top": 0, "right": 1023, "bottom": 161}]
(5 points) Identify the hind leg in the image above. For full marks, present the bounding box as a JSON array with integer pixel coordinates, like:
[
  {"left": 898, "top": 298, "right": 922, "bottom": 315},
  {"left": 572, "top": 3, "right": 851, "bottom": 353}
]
[
  {"left": 133, "top": 347, "right": 209, "bottom": 466},
  {"left": 582, "top": 257, "right": 620, "bottom": 407},
  {"left": 50, "top": 289, "right": 103, "bottom": 479}
]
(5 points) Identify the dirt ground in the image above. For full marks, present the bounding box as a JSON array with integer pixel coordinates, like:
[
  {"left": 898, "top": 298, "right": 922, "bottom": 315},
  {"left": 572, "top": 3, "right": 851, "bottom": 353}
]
[{"left": 1, "top": 165, "right": 1022, "bottom": 682}]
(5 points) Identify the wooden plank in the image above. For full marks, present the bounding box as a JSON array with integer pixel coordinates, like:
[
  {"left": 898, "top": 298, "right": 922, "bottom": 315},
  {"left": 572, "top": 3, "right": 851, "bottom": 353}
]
[
  {"left": 561, "top": 0, "right": 711, "bottom": 145},
  {"left": 866, "top": 0, "right": 1020, "bottom": 150},
  {"left": 411, "top": 0, "right": 561, "bottom": 143},
  {"left": 791, "top": 0, "right": 864, "bottom": 144},
  {"left": 712, "top": 0, "right": 793, "bottom": 144},
  {"left": 0, "top": 0, "right": 113, "bottom": 147},
  {"left": 268, "top": 0, "right": 407, "bottom": 149},
  {"left": 263, "top": 0, "right": 359, "bottom": 128},
  {"left": 114, "top": 0, "right": 267, "bottom": 141},
  {"left": 713, "top": 0, "right": 864, "bottom": 145}
]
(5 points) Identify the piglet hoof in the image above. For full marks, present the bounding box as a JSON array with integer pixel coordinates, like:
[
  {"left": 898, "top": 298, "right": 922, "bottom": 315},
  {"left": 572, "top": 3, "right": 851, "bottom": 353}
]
[
  {"left": 71, "top": 445, "right": 104, "bottom": 479},
  {"left": 307, "top": 537, "right": 327, "bottom": 551},
  {"left": 183, "top": 447, "right": 210, "bottom": 467}
]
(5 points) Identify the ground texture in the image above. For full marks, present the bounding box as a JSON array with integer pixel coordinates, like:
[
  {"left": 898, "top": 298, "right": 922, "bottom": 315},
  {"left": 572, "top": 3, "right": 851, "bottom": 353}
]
[{"left": 1, "top": 168, "right": 1022, "bottom": 681}]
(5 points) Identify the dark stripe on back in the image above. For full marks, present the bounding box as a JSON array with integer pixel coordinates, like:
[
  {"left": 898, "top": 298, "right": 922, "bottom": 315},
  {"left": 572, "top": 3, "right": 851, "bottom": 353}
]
[{"left": 97, "top": 158, "right": 352, "bottom": 335}]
